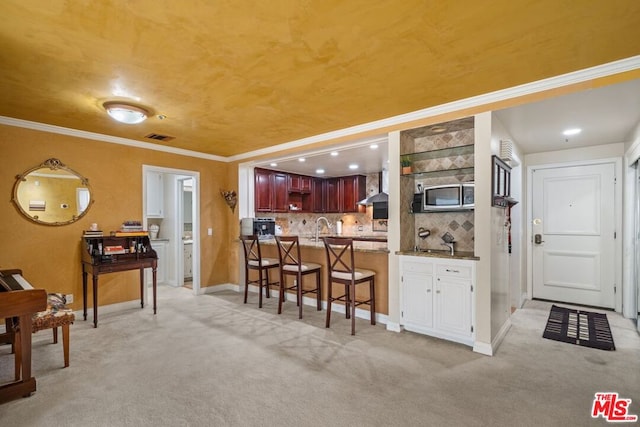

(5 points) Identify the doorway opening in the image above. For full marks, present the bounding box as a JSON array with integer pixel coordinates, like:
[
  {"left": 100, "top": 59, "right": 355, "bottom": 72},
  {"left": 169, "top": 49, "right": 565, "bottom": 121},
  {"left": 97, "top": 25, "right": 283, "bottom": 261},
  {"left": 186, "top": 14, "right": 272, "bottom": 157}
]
[{"left": 142, "top": 165, "right": 201, "bottom": 296}]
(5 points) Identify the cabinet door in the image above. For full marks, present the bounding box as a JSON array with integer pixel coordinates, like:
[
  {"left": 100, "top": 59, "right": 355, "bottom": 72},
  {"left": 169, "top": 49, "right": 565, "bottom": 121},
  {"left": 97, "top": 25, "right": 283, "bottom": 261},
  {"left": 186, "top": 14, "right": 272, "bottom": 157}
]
[
  {"left": 146, "top": 172, "right": 164, "bottom": 217},
  {"left": 147, "top": 241, "right": 167, "bottom": 285},
  {"left": 435, "top": 276, "right": 471, "bottom": 338},
  {"left": 300, "top": 176, "right": 312, "bottom": 193},
  {"left": 288, "top": 174, "right": 301, "bottom": 192},
  {"left": 272, "top": 172, "right": 289, "bottom": 212},
  {"left": 341, "top": 175, "right": 365, "bottom": 212},
  {"left": 312, "top": 178, "right": 325, "bottom": 213},
  {"left": 255, "top": 169, "right": 273, "bottom": 212},
  {"left": 325, "top": 178, "right": 340, "bottom": 213},
  {"left": 402, "top": 271, "right": 433, "bottom": 329},
  {"left": 183, "top": 244, "right": 193, "bottom": 279}
]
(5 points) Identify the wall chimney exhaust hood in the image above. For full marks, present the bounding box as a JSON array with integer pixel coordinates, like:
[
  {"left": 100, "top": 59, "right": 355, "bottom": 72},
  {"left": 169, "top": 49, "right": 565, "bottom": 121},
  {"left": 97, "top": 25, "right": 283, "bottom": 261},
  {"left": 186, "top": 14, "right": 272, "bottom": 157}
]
[{"left": 359, "top": 170, "right": 389, "bottom": 205}]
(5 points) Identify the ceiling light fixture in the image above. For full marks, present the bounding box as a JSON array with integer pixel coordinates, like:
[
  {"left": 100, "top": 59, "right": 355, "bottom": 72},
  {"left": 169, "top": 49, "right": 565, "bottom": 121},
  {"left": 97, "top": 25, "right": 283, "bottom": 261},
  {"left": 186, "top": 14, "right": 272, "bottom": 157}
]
[
  {"left": 103, "top": 101, "right": 149, "bottom": 124},
  {"left": 562, "top": 128, "right": 582, "bottom": 136},
  {"left": 298, "top": 158, "right": 306, "bottom": 162},
  {"left": 270, "top": 162, "right": 278, "bottom": 167},
  {"left": 349, "top": 164, "right": 358, "bottom": 170},
  {"left": 316, "top": 168, "right": 325, "bottom": 174},
  {"left": 330, "top": 151, "right": 339, "bottom": 157},
  {"left": 370, "top": 144, "right": 378, "bottom": 149}
]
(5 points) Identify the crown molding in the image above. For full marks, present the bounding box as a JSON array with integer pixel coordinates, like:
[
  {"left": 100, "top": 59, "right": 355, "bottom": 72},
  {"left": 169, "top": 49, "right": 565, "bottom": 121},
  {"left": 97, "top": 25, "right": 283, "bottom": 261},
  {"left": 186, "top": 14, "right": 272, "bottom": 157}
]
[{"left": 0, "top": 116, "right": 227, "bottom": 162}]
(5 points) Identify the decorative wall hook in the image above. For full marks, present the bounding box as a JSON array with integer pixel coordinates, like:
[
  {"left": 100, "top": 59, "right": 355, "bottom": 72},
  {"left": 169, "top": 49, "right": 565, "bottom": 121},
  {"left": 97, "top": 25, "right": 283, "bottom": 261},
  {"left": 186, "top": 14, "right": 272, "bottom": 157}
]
[{"left": 220, "top": 189, "right": 237, "bottom": 213}]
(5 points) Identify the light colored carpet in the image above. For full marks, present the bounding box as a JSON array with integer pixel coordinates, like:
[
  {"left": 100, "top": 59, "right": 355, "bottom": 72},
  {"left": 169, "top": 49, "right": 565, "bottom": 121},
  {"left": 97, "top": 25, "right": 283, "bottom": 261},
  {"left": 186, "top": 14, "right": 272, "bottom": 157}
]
[{"left": 1, "top": 286, "right": 639, "bottom": 426}]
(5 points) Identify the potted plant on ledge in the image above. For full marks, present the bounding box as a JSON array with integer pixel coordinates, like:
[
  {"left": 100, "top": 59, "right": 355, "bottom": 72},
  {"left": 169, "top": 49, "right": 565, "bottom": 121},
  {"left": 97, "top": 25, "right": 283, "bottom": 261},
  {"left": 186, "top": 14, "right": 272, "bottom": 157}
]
[{"left": 401, "top": 155, "right": 412, "bottom": 175}]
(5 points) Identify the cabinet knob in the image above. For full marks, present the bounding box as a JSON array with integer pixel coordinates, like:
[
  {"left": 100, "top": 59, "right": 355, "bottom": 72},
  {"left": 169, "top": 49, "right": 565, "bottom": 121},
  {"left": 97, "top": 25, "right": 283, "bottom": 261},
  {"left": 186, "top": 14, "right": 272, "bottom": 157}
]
[
  {"left": 436, "top": 290, "right": 441, "bottom": 294},
  {"left": 426, "top": 289, "right": 431, "bottom": 293},
  {"left": 446, "top": 269, "right": 459, "bottom": 273}
]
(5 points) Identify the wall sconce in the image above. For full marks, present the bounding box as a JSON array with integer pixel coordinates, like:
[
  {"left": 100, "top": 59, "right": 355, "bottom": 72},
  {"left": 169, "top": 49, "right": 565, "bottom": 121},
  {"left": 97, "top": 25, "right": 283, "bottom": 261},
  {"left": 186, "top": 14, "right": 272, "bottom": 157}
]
[{"left": 220, "top": 189, "right": 237, "bottom": 213}]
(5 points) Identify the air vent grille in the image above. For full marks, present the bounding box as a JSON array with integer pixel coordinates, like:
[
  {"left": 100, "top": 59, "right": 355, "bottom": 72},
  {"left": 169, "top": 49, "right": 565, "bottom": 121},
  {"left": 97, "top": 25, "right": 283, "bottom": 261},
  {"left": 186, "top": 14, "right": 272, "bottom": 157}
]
[{"left": 145, "top": 133, "right": 175, "bottom": 142}]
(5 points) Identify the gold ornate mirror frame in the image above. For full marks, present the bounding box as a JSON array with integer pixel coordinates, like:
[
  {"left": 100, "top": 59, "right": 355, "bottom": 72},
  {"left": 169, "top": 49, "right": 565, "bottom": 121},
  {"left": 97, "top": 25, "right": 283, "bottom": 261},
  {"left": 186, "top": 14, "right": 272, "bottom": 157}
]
[{"left": 11, "top": 158, "right": 94, "bottom": 226}]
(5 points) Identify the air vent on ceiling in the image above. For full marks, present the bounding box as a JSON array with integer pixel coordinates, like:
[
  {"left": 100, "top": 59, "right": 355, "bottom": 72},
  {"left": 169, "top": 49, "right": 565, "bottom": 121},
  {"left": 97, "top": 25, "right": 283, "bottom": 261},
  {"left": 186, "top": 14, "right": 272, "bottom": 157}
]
[{"left": 145, "top": 133, "right": 175, "bottom": 142}]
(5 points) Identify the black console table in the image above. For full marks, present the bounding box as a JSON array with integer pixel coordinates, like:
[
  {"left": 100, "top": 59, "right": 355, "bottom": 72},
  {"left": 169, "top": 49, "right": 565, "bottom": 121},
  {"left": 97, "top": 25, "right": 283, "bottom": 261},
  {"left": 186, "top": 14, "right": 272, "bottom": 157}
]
[{"left": 81, "top": 235, "right": 158, "bottom": 328}]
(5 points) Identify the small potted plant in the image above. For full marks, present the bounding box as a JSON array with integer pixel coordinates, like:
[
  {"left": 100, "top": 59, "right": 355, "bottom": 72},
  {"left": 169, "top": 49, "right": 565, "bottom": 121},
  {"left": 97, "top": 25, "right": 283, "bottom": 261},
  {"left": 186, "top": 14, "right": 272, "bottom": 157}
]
[{"left": 401, "top": 155, "right": 412, "bottom": 175}]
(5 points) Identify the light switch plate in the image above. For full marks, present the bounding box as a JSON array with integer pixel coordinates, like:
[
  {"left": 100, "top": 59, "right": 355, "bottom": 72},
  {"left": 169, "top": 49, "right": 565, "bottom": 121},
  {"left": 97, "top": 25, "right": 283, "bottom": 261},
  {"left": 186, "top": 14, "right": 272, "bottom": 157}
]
[{"left": 207, "top": 228, "right": 213, "bottom": 235}]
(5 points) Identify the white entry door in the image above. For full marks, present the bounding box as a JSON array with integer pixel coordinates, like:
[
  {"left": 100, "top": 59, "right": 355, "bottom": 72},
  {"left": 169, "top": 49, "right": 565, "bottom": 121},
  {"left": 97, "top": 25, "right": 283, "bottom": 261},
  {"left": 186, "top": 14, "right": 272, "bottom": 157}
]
[{"left": 532, "top": 162, "right": 616, "bottom": 308}]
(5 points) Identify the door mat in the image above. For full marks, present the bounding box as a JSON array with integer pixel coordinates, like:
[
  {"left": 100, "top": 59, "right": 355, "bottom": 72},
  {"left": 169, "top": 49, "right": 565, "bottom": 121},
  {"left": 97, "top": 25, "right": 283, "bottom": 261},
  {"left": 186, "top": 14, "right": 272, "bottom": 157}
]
[{"left": 542, "top": 305, "right": 615, "bottom": 351}]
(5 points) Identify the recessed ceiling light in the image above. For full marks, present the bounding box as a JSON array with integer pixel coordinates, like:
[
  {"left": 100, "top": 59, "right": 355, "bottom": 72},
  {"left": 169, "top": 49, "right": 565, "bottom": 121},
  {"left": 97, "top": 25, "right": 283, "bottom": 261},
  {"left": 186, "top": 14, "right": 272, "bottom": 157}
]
[
  {"left": 330, "top": 151, "right": 339, "bottom": 157},
  {"left": 316, "top": 168, "right": 325, "bottom": 174},
  {"left": 562, "top": 128, "right": 582, "bottom": 136},
  {"left": 348, "top": 164, "right": 358, "bottom": 170},
  {"left": 103, "top": 101, "right": 148, "bottom": 124},
  {"left": 298, "top": 158, "right": 306, "bottom": 162},
  {"left": 370, "top": 144, "right": 378, "bottom": 149},
  {"left": 270, "top": 163, "right": 277, "bottom": 167}
]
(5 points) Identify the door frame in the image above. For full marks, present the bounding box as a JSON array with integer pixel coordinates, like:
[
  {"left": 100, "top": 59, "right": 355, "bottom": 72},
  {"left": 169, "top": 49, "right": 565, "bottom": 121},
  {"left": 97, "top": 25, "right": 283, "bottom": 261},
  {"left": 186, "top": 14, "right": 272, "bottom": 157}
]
[
  {"left": 525, "top": 157, "right": 622, "bottom": 312},
  {"left": 142, "top": 165, "right": 201, "bottom": 296}
]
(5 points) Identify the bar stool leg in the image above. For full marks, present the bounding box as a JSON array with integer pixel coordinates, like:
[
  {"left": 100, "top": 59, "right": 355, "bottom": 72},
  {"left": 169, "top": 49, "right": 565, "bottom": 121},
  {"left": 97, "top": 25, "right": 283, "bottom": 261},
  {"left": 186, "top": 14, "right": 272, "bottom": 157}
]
[
  {"left": 350, "top": 282, "right": 356, "bottom": 335},
  {"left": 243, "top": 266, "right": 249, "bottom": 304},
  {"left": 370, "top": 278, "right": 376, "bottom": 325},
  {"left": 325, "top": 281, "right": 332, "bottom": 328},
  {"left": 258, "top": 269, "right": 264, "bottom": 308},
  {"left": 315, "top": 271, "right": 322, "bottom": 311},
  {"left": 297, "top": 272, "right": 303, "bottom": 319}
]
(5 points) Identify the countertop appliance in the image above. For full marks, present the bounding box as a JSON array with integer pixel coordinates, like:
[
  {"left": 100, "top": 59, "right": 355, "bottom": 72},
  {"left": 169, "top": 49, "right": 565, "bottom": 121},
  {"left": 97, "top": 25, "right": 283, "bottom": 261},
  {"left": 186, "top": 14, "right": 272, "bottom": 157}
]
[
  {"left": 241, "top": 217, "right": 276, "bottom": 239},
  {"left": 423, "top": 183, "right": 474, "bottom": 212}
]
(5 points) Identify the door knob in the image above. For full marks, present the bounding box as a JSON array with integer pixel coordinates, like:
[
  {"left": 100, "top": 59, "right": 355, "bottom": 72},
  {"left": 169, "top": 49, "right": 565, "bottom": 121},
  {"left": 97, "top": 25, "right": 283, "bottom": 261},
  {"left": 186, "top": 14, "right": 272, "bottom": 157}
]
[{"left": 534, "top": 234, "right": 545, "bottom": 244}]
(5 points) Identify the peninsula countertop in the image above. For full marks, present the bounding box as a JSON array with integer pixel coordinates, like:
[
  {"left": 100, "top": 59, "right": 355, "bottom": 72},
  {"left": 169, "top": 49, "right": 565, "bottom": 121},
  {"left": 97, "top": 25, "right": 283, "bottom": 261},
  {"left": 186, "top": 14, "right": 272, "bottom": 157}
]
[{"left": 258, "top": 235, "right": 389, "bottom": 254}]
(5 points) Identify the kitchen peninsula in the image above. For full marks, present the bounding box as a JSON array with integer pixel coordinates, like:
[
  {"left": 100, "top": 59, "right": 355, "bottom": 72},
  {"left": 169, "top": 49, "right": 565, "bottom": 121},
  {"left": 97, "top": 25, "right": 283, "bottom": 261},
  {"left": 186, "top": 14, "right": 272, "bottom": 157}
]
[{"left": 258, "top": 235, "right": 390, "bottom": 316}]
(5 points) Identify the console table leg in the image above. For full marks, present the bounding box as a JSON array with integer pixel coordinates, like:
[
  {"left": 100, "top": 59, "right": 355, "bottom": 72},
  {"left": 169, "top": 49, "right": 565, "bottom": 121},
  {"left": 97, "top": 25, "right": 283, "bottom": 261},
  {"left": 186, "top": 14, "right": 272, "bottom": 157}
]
[
  {"left": 92, "top": 275, "right": 98, "bottom": 328},
  {"left": 82, "top": 271, "right": 88, "bottom": 321},
  {"left": 152, "top": 267, "right": 157, "bottom": 315}
]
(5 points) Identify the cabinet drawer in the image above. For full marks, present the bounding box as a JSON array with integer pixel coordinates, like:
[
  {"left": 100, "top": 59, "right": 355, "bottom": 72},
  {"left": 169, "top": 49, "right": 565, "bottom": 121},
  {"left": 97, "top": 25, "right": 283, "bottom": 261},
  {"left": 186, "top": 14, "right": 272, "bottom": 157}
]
[
  {"left": 403, "top": 261, "right": 433, "bottom": 275},
  {"left": 436, "top": 264, "right": 472, "bottom": 279}
]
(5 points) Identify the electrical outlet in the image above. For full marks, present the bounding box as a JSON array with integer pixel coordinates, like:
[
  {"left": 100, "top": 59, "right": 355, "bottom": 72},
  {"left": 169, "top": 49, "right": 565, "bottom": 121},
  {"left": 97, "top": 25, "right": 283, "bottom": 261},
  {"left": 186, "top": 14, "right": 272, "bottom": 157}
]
[
  {"left": 65, "top": 293, "right": 74, "bottom": 304},
  {"left": 358, "top": 225, "right": 364, "bottom": 231}
]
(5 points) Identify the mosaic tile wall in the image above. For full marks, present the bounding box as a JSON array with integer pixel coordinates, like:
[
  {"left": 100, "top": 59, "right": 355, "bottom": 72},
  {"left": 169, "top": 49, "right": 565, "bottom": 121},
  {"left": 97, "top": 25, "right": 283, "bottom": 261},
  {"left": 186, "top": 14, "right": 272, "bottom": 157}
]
[{"left": 400, "top": 120, "right": 475, "bottom": 252}]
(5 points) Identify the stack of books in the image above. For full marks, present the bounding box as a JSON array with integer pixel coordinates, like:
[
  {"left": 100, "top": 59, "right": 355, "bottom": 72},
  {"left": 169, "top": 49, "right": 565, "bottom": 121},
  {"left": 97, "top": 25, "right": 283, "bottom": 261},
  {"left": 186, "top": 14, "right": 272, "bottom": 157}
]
[
  {"left": 111, "top": 230, "right": 149, "bottom": 237},
  {"left": 83, "top": 230, "right": 104, "bottom": 238},
  {"left": 121, "top": 220, "right": 143, "bottom": 232},
  {"left": 104, "top": 245, "right": 126, "bottom": 255}
]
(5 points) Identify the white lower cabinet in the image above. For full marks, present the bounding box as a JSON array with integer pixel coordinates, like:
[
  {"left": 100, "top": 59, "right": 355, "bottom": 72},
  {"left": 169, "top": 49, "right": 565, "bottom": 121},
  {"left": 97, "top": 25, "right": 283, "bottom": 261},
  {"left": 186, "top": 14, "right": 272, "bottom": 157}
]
[
  {"left": 401, "top": 255, "right": 475, "bottom": 346},
  {"left": 147, "top": 240, "right": 168, "bottom": 285}
]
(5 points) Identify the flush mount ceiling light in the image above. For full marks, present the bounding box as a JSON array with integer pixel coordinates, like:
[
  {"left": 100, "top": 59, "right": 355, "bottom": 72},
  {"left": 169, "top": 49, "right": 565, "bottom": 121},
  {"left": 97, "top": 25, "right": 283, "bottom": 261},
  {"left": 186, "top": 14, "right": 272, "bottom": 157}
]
[{"left": 103, "top": 101, "right": 149, "bottom": 124}]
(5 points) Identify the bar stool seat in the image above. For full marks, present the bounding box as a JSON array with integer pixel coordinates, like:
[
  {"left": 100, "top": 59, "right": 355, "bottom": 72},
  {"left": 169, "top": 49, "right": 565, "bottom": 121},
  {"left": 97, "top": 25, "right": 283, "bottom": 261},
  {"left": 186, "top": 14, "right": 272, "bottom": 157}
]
[
  {"left": 275, "top": 236, "right": 322, "bottom": 319},
  {"left": 323, "top": 237, "right": 376, "bottom": 335},
  {"left": 240, "top": 235, "right": 280, "bottom": 309}
]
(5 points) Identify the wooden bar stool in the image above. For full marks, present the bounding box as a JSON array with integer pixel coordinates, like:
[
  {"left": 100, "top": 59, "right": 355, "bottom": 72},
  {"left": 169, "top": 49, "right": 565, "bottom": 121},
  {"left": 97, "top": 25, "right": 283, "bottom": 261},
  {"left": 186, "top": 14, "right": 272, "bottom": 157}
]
[
  {"left": 323, "top": 237, "right": 376, "bottom": 335},
  {"left": 275, "top": 236, "right": 321, "bottom": 319},
  {"left": 240, "top": 235, "right": 280, "bottom": 308}
]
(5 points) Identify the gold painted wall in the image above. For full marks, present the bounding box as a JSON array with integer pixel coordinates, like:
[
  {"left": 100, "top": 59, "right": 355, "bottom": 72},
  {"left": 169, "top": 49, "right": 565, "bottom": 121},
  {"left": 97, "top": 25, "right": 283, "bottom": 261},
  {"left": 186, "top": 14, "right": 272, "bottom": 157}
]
[{"left": 0, "top": 124, "right": 233, "bottom": 310}]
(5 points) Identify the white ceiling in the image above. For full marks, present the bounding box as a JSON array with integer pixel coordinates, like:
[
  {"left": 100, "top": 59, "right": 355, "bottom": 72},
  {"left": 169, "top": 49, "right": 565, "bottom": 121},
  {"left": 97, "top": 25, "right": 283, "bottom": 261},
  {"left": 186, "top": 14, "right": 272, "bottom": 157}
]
[{"left": 255, "top": 78, "right": 640, "bottom": 176}]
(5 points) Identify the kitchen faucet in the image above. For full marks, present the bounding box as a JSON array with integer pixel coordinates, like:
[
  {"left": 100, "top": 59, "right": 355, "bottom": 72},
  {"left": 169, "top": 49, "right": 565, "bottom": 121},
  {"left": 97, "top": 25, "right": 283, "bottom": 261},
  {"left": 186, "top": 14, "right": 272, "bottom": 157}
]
[
  {"left": 441, "top": 242, "right": 455, "bottom": 256},
  {"left": 315, "top": 216, "right": 332, "bottom": 242}
]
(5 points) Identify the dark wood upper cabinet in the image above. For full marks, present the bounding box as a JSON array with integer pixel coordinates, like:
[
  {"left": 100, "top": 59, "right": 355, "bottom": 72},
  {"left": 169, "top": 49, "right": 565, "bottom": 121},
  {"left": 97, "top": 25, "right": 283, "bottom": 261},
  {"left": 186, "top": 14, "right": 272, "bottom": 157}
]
[
  {"left": 255, "top": 168, "right": 273, "bottom": 212},
  {"left": 272, "top": 172, "right": 289, "bottom": 212},
  {"left": 288, "top": 174, "right": 312, "bottom": 194},
  {"left": 312, "top": 178, "right": 325, "bottom": 213},
  {"left": 341, "top": 175, "right": 366, "bottom": 213},
  {"left": 324, "top": 178, "right": 341, "bottom": 213}
]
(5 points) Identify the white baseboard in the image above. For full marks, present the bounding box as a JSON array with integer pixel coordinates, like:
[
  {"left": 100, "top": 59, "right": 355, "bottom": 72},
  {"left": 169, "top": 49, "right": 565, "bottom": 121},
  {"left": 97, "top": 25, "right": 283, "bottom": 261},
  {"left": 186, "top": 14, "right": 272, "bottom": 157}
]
[
  {"left": 386, "top": 322, "right": 401, "bottom": 332},
  {"left": 491, "top": 317, "right": 512, "bottom": 354},
  {"left": 473, "top": 341, "right": 493, "bottom": 356},
  {"left": 218, "top": 283, "right": 390, "bottom": 325},
  {"left": 201, "top": 283, "right": 238, "bottom": 294}
]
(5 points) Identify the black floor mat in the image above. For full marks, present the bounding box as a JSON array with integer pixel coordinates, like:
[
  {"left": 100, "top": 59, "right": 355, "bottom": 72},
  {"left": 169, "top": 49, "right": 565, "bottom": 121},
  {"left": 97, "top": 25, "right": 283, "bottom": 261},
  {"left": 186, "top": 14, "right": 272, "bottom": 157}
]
[{"left": 542, "top": 304, "right": 615, "bottom": 351}]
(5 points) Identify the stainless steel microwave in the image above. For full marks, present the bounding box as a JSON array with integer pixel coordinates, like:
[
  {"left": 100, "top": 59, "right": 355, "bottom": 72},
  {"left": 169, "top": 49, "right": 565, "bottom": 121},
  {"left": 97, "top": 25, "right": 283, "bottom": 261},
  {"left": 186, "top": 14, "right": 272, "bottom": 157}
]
[{"left": 423, "top": 183, "right": 474, "bottom": 211}]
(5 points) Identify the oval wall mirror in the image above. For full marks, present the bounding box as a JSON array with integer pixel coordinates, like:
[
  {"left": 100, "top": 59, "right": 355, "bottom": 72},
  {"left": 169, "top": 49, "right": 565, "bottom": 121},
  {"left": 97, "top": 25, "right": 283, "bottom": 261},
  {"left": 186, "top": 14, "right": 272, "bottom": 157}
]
[{"left": 11, "top": 158, "right": 94, "bottom": 226}]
